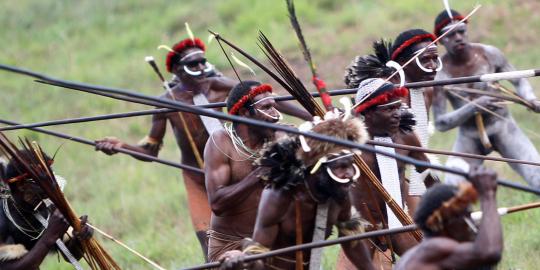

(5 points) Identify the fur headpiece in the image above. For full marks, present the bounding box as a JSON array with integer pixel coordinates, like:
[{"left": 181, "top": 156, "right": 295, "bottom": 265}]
[
  {"left": 257, "top": 117, "right": 368, "bottom": 189},
  {"left": 165, "top": 38, "right": 206, "bottom": 73},
  {"left": 297, "top": 117, "right": 367, "bottom": 167}
]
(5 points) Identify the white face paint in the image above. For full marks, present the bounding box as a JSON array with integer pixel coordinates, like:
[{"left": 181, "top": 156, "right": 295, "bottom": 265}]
[
  {"left": 183, "top": 62, "right": 214, "bottom": 77},
  {"left": 183, "top": 65, "right": 203, "bottom": 76},
  {"left": 414, "top": 45, "right": 443, "bottom": 73},
  {"left": 326, "top": 163, "right": 361, "bottom": 183},
  {"left": 256, "top": 108, "right": 283, "bottom": 121}
]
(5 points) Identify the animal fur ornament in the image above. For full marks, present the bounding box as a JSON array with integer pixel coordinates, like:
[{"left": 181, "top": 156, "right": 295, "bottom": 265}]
[{"left": 257, "top": 117, "right": 368, "bottom": 190}]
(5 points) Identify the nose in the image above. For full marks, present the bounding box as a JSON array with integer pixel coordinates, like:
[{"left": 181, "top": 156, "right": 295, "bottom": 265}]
[
  {"left": 196, "top": 62, "right": 205, "bottom": 71},
  {"left": 341, "top": 166, "right": 354, "bottom": 179},
  {"left": 425, "top": 58, "right": 437, "bottom": 70}
]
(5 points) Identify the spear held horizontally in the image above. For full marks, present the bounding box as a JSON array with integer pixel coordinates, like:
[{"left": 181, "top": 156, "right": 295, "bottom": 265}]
[{"left": 1, "top": 64, "right": 539, "bottom": 196}]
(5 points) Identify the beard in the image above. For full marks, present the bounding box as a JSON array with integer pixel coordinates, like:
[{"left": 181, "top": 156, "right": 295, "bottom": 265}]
[{"left": 313, "top": 173, "right": 350, "bottom": 204}]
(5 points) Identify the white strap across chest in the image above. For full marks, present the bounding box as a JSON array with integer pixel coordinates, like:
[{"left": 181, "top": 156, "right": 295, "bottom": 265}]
[
  {"left": 409, "top": 88, "right": 429, "bottom": 195},
  {"left": 192, "top": 93, "right": 224, "bottom": 136},
  {"left": 309, "top": 202, "right": 329, "bottom": 270},
  {"left": 374, "top": 136, "right": 404, "bottom": 229}
]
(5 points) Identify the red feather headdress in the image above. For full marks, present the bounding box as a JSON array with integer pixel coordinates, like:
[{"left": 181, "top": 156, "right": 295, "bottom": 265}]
[
  {"left": 165, "top": 38, "right": 206, "bottom": 72},
  {"left": 391, "top": 33, "right": 437, "bottom": 60},
  {"left": 355, "top": 87, "right": 409, "bottom": 114},
  {"left": 229, "top": 84, "right": 273, "bottom": 115}
]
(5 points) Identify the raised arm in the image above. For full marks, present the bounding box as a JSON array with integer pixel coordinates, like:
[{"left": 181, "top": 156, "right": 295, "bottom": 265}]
[
  {"left": 432, "top": 86, "right": 478, "bottom": 131},
  {"left": 95, "top": 111, "right": 167, "bottom": 161},
  {"left": 204, "top": 132, "right": 265, "bottom": 216},
  {"left": 423, "top": 166, "right": 502, "bottom": 269}
]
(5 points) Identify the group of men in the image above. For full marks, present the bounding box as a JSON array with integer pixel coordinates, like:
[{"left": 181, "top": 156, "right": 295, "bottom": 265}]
[{"left": 2, "top": 6, "right": 539, "bottom": 270}]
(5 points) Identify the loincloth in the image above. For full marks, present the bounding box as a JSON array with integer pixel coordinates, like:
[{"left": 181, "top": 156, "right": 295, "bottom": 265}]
[{"left": 207, "top": 230, "right": 244, "bottom": 262}]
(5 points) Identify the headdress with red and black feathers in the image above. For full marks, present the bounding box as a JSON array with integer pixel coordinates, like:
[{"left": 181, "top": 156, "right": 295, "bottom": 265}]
[
  {"left": 390, "top": 29, "right": 436, "bottom": 61},
  {"left": 165, "top": 38, "right": 206, "bottom": 73}
]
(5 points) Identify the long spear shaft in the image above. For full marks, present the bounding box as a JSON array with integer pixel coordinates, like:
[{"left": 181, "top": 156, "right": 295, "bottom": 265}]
[
  {"left": 182, "top": 225, "right": 418, "bottom": 270},
  {"left": 6, "top": 111, "right": 540, "bottom": 167},
  {"left": 0, "top": 118, "right": 203, "bottom": 174},
  {"left": 1, "top": 64, "right": 539, "bottom": 195},
  {"left": 185, "top": 200, "right": 540, "bottom": 270},
  {"left": 2, "top": 64, "right": 540, "bottom": 105}
]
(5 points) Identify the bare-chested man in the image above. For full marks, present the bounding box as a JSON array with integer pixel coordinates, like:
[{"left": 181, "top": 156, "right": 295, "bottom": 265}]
[
  {"left": 337, "top": 78, "right": 438, "bottom": 270},
  {"left": 432, "top": 9, "right": 540, "bottom": 187},
  {"left": 220, "top": 116, "right": 375, "bottom": 270},
  {"left": 395, "top": 165, "right": 502, "bottom": 270},
  {"left": 95, "top": 37, "right": 311, "bottom": 258},
  {"left": 204, "top": 81, "right": 291, "bottom": 262},
  {"left": 0, "top": 150, "right": 92, "bottom": 270}
]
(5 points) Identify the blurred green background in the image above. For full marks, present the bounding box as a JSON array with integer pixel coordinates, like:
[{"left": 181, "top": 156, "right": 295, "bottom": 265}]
[{"left": 1, "top": 0, "right": 539, "bottom": 269}]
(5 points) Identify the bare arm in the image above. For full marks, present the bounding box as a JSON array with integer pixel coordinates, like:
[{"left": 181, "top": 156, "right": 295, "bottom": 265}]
[
  {"left": 0, "top": 210, "right": 69, "bottom": 270},
  {"left": 209, "top": 76, "right": 238, "bottom": 92},
  {"left": 404, "top": 132, "right": 439, "bottom": 187},
  {"left": 432, "top": 86, "right": 477, "bottom": 131},
  {"left": 337, "top": 201, "right": 375, "bottom": 270},
  {"left": 274, "top": 101, "right": 313, "bottom": 121},
  {"left": 422, "top": 167, "right": 502, "bottom": 269},
  {"left": 204, "top": 132, "right": 265, "bottom": 216},
  {"left": 95, "top": 112, "right": 166, "bottom": 160},
  {"left": 487, "top": 45, "right": 537, "bottom": 101},
  {"left": 252, "top": 188, "right": 291, "bottom": 248}
]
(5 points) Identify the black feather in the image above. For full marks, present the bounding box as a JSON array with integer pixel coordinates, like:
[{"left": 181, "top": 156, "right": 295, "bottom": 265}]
[
  {"left": 257, "top": 137, "right": 306, "bottom": 190},
  {"left": 399, "top": 108, "right": 417, "bottom": 133}
]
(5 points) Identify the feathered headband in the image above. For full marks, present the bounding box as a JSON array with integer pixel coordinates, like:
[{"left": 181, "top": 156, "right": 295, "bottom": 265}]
[
  {"left": 425, "top": 182, "right": 478, "bottom": 233},
  {"left": 354, "top": 78, "right": 409, "bottom": 114},
  {"left": 391, "top": 33, "right": 437, "bottom": 60},
  {"left": 228, "top": 84, "right": 273, "bottom": 115},
  {"left": 164, "top": 38, "right": 206, "bottom": 73}
]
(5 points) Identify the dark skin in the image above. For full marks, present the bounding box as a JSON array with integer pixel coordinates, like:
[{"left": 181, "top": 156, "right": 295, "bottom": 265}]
[
  {"left": 397, "top": 41, "right": 440, "bottom": 111},
  {"left": 94, "top": 48, "right": 311, "bottom": 257},
  {"left": 223, "top": 156, "right": 375, "bottom": 270},
  {"left": 395, "top": 165, "right": 502, "bottom": 270},
  {"left": 0, "top": 179, "right": 92, "bottom": 270},
  {"left": 204, "top": 92, "right": 283, "bottom": 239},
  {"left": 350, "top": 100, "right": 436, "bottom": 255}
]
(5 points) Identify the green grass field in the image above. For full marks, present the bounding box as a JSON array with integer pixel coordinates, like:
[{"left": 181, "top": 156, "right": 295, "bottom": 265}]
[{"left": 1, "top": 0, "right": 539, "bottom": 269}]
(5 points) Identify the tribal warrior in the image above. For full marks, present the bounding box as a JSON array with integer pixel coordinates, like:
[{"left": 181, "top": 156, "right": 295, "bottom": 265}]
[
  {"left": 337, "top": 78, "right": 438, "bottom": 270},
  {"left": 220, "top": 116, "right": 375, "bottom": 270},
  {"left": 395, "top": 165, "right": 502, "bottom": 270},
  {"left": 204, "top": 81, "right": 289, "bottom": 262},
  {"left": 95, "top": 37, "right": 311, "bottom": 259},
  {"left": 0, "top": 151, "right": 92, "bottom": 270},
  {"left": 432, "top": 9, "right": 540, "bottom": 187}
]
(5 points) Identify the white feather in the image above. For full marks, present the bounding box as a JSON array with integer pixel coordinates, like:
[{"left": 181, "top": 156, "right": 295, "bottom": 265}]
[
  {"left": 208, "top": 34, "right": 215, "bottom": 45},
  {"left": 231, "top": 52, "right": 256, "bottom": 76},
  {"left": 185, "top": 22, "right": 195, "bottom": 41},
  {"left": 443, "top": 0, "right": 453, "bottom": 19},
  {"left": 144, "top": 56, "right": 154, "bottom": 63}
]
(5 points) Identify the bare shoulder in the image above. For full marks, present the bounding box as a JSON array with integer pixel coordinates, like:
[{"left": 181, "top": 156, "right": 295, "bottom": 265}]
[
  {"left": 399, "top": 130, "right": 422, "bottom": 146},
  {"left": 396, "top": 238, "right": 460, "bottom": 269},
  {"left": 474, "top": 43, "right": 505, "bottom": 61},
  {"left": 205, "top": 129, "right": 232, "bottom": 156}
]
